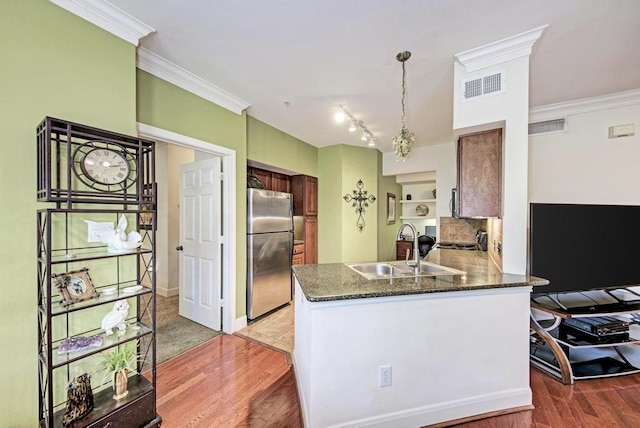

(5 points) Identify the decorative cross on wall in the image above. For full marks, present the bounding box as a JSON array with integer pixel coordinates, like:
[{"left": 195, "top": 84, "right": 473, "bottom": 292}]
[{"left": 343, "top": 179, "right": 376, "bottom": 231}]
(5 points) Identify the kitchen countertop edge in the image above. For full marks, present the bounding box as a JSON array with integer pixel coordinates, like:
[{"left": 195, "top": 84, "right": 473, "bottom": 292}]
[{"left": 293, "top": 249, "right": 549, "bottom": 303}]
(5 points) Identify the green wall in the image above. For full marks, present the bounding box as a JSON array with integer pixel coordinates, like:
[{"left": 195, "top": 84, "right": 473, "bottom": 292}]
[
  {"left": 317, "top": 145, "right": 381, "bottom": 263},
  {"left": 0, "top": 1, "right": 137, "bottom": 424},
  {"left": 247, "top": 116, "right": 318, "bottom": 176},
  {"left": 377, "top": 152, "right": 403, "bottom": 261},
  {"left": 317, "top": 146, "right": 344, "bottom": 262},
  {"left": 136, "top": 70, "right": 248, "bottom": 317}
]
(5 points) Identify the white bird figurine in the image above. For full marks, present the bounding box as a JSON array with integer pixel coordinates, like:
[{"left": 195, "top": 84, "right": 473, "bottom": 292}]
[
  {"left": 101, "top": 300, "right": 129, "bottom": 336},
  {"left": 85, "top": 215, "right": 142, "bottom": 254}
]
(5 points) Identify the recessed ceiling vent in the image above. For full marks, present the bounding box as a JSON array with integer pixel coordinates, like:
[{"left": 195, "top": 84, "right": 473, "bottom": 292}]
[
  {"left": 528, "top": 118, "right": 566, "bottom": 135},
  {"left": 462, "top": 70, "right": 505, "bottom": 101}
]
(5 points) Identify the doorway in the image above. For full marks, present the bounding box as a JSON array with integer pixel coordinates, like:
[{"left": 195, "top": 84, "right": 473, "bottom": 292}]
[{"left": 137, "top": 123, "right": 238, "bottom": 337}]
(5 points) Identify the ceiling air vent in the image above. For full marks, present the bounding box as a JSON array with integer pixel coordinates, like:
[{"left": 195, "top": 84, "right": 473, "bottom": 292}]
[
  {"left": 528, "top": 118, "right": 566, "bottom": 135},
  {"left": 462, "top": 70, "right": 505, "bottom": 101}
]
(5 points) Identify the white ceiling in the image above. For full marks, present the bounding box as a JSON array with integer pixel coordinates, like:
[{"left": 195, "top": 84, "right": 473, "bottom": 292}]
[{"left": 109, "top": 0, "right": 640, "bottom": 153}]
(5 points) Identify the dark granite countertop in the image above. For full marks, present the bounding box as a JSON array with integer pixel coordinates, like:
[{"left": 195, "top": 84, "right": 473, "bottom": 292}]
[{"left": 292, "top": 249, "right": 549, "bottom": 302}]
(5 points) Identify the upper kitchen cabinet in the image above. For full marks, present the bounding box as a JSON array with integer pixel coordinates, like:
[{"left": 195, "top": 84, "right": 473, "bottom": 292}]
[
  {"left": 291, "top": 175, "right": 318, "bottom": 216},
  {"left": 248, "top": 167, "right": 291, "bottom": 193},
  {"left": 271, "top": 172, "right": 291, "bottom": 193},
  {"left": 248, "top": 167, "right": 271, "bottom": 189},
  {"left": 455, "top": 128, "right": 502, "bottom": 218}
]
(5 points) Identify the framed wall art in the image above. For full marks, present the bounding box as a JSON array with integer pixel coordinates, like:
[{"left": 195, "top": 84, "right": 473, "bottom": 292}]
[
  {"left": 387, "top": 193, "right": 396, "bottom": 225},
  {"left": 53, "top": 268, "right": 100, "bottom": 307}
]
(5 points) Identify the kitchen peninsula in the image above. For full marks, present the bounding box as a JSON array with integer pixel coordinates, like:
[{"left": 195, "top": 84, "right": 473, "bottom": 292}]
[{"left": 292, "top": 249, "right": 548, "bottom": 428}]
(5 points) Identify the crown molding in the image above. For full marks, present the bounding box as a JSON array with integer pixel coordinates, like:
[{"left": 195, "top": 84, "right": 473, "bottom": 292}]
[
  {"left": 137, "top": 47, "right": 250, "bottom": 115},
  {"left": 529, "top": 89, "right": 640, "bottom": 122},
  {"left": 455, "top": 25, "right": 548, "bottom": 73},
  {"left": 50, "top": 0, "right": 155, "bottom": 46}
]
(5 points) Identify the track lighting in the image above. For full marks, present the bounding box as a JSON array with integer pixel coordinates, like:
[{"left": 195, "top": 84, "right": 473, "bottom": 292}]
[{"left": 333, "top": 105, "right": 376, "bottom": 148}]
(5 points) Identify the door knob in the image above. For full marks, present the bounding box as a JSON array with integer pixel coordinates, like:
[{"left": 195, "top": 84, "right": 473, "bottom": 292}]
[{"left": 176, "top": 245, "right": 183, "bottom": 251}]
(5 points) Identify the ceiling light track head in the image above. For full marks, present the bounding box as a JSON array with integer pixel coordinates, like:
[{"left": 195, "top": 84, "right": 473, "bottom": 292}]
[{"left": 396, "top": 51, "right": 411, "bottom": 62}]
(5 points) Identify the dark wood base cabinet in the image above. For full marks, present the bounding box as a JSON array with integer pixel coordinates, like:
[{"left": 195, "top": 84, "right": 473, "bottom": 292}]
[{"left": 52, "top": 377, "right": 161, "bottom": 427}]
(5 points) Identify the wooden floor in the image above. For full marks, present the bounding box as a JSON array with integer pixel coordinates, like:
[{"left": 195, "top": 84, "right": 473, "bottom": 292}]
[
  {"left": 451, "top": 368, "right": 640, "bottom": 428},
  {"left": 156, "top": 334, "right": 640, "bottom": 427},
  {"left": 155, "top": 334, "right": 302, "bottom": 427}
]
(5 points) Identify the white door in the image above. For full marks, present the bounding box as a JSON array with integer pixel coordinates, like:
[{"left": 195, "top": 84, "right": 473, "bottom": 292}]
[{"left": 178, "top": 157, "right": 222, "bottom": 330}]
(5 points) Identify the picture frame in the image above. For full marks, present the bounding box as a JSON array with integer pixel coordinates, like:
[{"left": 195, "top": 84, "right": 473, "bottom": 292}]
[
  {"left": 53, "top": 268, "right": 100, "bottom": 307},
  {"left": 387, "top": 193, "right": 396, "bottom": 225}
]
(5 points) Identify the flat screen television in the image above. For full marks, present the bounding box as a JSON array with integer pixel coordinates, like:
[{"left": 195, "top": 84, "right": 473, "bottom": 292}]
[{"left": 529, "top": 203, "right": 640, "bottom": 295}]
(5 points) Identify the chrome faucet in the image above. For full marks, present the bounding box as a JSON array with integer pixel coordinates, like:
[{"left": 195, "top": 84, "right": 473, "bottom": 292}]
[{"left": 397, "top": 223, "right": 420, "bottom": 274}]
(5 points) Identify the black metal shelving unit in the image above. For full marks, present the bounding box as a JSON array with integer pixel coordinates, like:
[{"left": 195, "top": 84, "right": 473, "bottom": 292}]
[
  {"left": 530, "top": 290, "right": 640, "bottom": 385},
  {"left": 36, "top": 117, "right": 161, "bottom": 427}
]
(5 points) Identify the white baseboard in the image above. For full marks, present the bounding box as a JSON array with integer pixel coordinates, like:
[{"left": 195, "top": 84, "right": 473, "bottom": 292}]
[
  {"left": 232, "top": 315, "right": 247, "bottom": 333},
  {"left": 328, "top": 388, "right": 532, "bottom": 428},
  {"left": 156, "top": 285, "right": 178, "bottom": 298}
]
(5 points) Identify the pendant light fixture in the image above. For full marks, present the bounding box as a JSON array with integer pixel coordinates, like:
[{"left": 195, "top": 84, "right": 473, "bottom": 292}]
[{"left": 392, "top": 51, "right": 415, "bottom": 161}]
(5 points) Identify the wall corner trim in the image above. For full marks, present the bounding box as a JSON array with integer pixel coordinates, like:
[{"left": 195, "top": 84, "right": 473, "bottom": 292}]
[
  {"left": 137, "top": 47, "right": 250, "bottom": 115},
  {"left": 455, "top": 25, "right": 548, "bottom": 73},
  {"left": 50, "top": 0, "right": 155, "bottom": 46}
]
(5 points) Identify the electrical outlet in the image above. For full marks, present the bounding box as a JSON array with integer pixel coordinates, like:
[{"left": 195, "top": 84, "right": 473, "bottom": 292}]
[{"left": 379, "top": 365, "right": 392, "bottom": 387}]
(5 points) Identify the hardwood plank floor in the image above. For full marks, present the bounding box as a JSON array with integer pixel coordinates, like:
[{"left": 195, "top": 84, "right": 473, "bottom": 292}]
[
  {"left": 157, "top": 334, "right": 640, "bottom": 427},
  {"left": 155, "top": 334, "right": 302, "bottom": 427},
  {"left": 447, "top": 368, "right": 640, "bottom": 428}
]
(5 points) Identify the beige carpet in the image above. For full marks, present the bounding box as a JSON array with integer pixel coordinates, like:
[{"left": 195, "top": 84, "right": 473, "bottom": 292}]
[{"left": 155, "top": 294, "right": 222, "bottom": 364}]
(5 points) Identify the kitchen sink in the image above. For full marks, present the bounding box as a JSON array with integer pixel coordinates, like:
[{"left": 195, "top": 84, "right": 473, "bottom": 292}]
[
  {"left": 345, "top": 261, "right": 465, "bottom": 280},
  {"left": 345, "top": 262, "right": 408, "bottom": 280}
]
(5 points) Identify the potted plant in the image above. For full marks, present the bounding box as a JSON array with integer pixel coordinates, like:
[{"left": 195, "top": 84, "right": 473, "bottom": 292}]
[{"left": 96, "top": 341, "right": 138, "bottom": 400}]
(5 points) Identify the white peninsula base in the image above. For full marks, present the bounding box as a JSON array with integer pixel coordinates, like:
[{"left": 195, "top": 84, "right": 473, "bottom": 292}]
[{"left": 293, "top": 281, "right": 533, "bottom": 428}]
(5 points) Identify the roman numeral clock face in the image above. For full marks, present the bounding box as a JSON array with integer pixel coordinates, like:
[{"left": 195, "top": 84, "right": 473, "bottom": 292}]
[{"left": 73, "top": 141, "right": 137, "bottom": 191}]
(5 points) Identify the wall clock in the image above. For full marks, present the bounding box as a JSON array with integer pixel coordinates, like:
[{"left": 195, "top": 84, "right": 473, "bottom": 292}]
[
  {"left": 72, "top": 141, "right": 137, "bottom": 191},
  {"left": 37, "top": 116, "right": 155, "bottom": 205}
]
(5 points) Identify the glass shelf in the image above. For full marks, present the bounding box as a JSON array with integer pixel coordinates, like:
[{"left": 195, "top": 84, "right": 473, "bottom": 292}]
[
  {"left": 42, "top": 322, "right": 153, "bottom": 369},
  {"left": 42, "top": 247, "right": 153, "bottom": 265},
  {"left": 40, "top": 284, "right": 152, "bottom": 317}
]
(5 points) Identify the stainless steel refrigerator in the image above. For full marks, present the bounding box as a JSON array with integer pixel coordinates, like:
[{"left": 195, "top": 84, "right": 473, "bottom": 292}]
[{"left": 247, "top": 188, "right": 293, "bottom": 320}]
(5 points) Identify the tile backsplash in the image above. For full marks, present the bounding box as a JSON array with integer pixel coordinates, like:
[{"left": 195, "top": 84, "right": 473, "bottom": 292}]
[{"left": 439, "top": 217, "right": 487, "bottom": 243}]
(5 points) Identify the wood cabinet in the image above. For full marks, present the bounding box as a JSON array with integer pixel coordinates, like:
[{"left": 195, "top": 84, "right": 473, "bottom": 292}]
[
  {"left": 247, "top": 167, "right": 291, "bottom": 193},
  {"left": 293, "top": 243, "right": 305, "bottom": 265},
  {"left": 271, "top": 172, "right": 290, "bottom": 193},
  {"left": 248, "top": 167, "right": 272, "bottom": 190},
  {"left": 455, "top": 128, "right": 502, "bottom": 218},
  {"left": 291, "top": 175, "right": 318, "bottom": 216},
  {"left": 303, "top": 216, "right": 318, "bottom": 264},
  {"left": 396, "top": 240, "right": 414, "bottom": 261}
]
